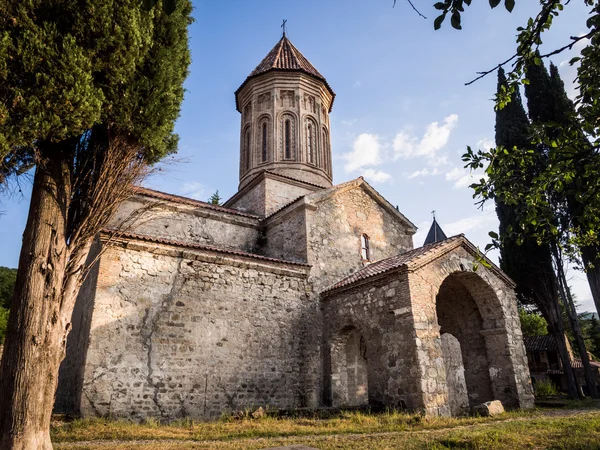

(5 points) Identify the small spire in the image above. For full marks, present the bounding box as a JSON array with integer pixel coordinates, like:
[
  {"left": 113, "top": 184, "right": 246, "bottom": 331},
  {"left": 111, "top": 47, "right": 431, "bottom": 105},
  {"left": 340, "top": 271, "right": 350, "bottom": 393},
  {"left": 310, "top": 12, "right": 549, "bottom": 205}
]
[
  {"left": 424, "top": 212, "right": 448, "bottom": 246},
  {"left": 281, "top": 19, "right": 287, "bottom": 37}
]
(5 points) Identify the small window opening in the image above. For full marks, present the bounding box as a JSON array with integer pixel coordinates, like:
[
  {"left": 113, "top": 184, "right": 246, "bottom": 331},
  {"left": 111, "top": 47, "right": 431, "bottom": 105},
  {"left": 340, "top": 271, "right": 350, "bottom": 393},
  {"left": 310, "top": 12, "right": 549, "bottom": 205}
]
[
  {"left": 244, "top": 129, "right": 251, "bottom": 169},
  {"left": 360, "top": 234, "right": 370, "bottom": 260},
  {"left": 262, "top": 122, "right": 267, "bottom": 162},
  {"left": 308, "top": 124, "right": 314, "bottom": 163},
  {"left": 285, "top": 119, "right": 291, "bottom": 159}
]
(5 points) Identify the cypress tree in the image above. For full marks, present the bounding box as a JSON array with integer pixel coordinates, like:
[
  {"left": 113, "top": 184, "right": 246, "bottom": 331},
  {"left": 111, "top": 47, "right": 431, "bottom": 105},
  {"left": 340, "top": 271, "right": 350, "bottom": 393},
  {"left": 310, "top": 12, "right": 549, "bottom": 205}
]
[
  {"left": 0, "top": 1, "right": 192, "bottom": 447},
  {"left": 523, "top": 59, "right": 598, "bottom": 397},
  {"left": 548, "top": 63, "right": 600, "bottom": 319},
  {"left": 494, "top": 68, "right": 579, "bottom": 398}
]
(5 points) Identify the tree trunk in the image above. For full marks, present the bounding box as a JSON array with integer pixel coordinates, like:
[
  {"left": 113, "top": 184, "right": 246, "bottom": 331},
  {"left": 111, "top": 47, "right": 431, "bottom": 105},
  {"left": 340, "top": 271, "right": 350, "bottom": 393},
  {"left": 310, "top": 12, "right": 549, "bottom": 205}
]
[
  {"left": 581, "top": 246, "right": 600, "bottom": 317},
  {"left": 554, "top": 249, "right": 599, "bottom": 398},
  {"left": 0, "top": 148, "right": 74, "bottom": 450},
  {"left": 538, "top": 289, "right": 580, "bottom": 399}
]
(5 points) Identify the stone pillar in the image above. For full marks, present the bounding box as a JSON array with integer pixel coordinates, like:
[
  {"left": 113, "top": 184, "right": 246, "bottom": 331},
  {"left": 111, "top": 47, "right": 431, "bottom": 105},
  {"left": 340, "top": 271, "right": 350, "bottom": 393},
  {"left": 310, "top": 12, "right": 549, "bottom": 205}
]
[{"left": 441, "top": 333, "right": 469, "bottom": 416}]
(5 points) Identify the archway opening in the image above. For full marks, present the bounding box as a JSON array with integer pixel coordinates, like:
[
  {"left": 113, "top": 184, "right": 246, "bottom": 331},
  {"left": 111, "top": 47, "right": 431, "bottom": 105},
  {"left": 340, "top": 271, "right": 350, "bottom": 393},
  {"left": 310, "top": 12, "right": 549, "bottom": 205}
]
[
  {"left": 330, "top": 327, "right": 368, "bottom": 407},
  {"left": 436, "top": 273, "right": 494, "bottom": 408}
]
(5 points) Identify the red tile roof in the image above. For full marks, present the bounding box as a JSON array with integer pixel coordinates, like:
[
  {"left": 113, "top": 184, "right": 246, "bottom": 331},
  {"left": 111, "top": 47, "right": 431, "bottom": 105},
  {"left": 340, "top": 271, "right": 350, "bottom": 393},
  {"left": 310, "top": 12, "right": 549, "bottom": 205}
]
[
  {"left": 323, "top": 235, "right": 466, "bottom": 293},
  {"left": 134, "top": 187, "right": 261, "bottom": 220},
  {"left": 235, "top": 35, "right": 335, "bottom": 111},
  {"left": 572, "top": 359, "right": 600, "bottom": 369},
  {"left": 102, "top": 229, "right": 310, "bottom": 268}
]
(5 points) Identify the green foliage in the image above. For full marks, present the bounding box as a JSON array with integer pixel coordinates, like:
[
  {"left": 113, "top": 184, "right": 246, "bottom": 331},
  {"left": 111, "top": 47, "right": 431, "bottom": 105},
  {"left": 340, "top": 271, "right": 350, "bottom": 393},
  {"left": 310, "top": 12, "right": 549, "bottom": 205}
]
[
  {"left": 209, "top": 190, "right": 222, "bottom": 206},
  {"left": 0, "top": 266, "right": 17, "bottom": 310},
  {"left": 534, "top": 378, "right": 559, "bottom": 397},
  {"left": 0, "top": 306, "right": 8, "bottom": 345},
  {"left": 519, "top": 309, "right": 548, "bottom": 336},
  {"left": 0, "top": 0, "right": 193, "bottom": 180}
]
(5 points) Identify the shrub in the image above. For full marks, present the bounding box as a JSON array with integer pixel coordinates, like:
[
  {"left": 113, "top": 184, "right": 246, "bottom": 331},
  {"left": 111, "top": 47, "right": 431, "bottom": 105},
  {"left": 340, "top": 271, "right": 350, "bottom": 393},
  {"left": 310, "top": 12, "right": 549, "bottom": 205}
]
[{"left": 534, "top": 379, "right": 559, "bottom": 397}]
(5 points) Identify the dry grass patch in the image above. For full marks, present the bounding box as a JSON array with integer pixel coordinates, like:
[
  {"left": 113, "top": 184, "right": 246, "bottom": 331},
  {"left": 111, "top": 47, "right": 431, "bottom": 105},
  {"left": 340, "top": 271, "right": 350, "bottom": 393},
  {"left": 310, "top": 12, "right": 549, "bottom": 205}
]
[{"left": 51, "top": 401, "right": 600, "bottom": 449}]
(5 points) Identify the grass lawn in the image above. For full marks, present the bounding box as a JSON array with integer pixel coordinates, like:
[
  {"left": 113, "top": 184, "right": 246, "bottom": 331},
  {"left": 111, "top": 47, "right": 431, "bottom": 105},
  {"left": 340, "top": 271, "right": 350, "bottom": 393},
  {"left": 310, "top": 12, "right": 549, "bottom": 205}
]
[{"left": 51, "top": 400, "right": 600, "bottom": 449}]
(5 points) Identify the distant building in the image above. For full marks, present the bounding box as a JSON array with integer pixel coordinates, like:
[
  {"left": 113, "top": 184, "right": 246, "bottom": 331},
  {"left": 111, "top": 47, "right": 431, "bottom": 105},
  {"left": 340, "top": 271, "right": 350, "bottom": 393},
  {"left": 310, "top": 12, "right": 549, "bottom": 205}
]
[{"left": 524, "top": 335, "right": 600, "bottom": 395}]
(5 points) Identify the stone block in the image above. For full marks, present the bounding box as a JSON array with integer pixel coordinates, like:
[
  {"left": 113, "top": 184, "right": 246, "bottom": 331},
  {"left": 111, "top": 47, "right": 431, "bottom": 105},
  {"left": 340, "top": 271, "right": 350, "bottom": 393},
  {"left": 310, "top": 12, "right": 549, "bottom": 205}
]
[{"left": 473, "top": 400, "right": 505, "bottom": 416}]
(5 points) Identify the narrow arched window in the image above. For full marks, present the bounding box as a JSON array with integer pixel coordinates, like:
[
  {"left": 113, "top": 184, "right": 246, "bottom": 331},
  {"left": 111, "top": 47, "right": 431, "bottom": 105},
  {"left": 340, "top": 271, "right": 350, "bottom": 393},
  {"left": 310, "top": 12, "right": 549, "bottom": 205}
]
[
  {"left": 322, "top": 129, "right": 328, "bottom": 170},
  {"left": 285, "top": 119, "right": 291, "bottom": 159},
  {"left": 360, "top": 234, "right": 370, "bottom": 261},
  {"left": 307, "top": 123, "right": 314, "bottom": 164},
  {"left": 244, "top": 128, "right": 251, "bottom": 170},
  {"left": 262, "top": 122, "right": 267, "bottom": 162}
]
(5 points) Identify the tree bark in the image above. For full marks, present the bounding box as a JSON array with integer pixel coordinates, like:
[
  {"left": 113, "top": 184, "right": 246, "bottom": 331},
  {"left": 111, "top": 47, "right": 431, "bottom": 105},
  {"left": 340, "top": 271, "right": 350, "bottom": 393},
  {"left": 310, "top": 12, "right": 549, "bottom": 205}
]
[
  {"left": 545, "top": 303, "right": 581, "bottom": 399},
  {"left": 0, "top": 147, "right": 75, "bottom": 450},
  {"left": 581, "top": 246, "right": 600, "bottom": 317},
  {"left": 553, "top": 248, "right": 599, "bottom": 398}
]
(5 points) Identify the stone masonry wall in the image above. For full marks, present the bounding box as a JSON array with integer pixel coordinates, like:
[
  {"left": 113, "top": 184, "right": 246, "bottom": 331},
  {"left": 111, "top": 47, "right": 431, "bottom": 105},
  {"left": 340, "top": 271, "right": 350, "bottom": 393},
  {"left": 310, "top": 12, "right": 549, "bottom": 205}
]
[
  {"left": 264, "top": 177, "right": 315, "bottom": 217},
  {"left": 227, "top": 180, "right": 266, "bottom": 217},
  {"left": 68, "top": 240, "right": 311, "bottom": 419},
  {"left": 111, "top": 197, "right": 261, "bottom": 253},
  {"left": 306, "top": 186, "right": 413, "bottom": 292},
  {"left": 322, "top": 271, "right": 424, "bottom": 410},
  {"left": 407, "top": 246, "right": 534, "bottom": 413},
  {"left": 262, "top": 203, "right": 308, "bottom": 263},
  {"left": 55, "top": 242, "right": 102, "bottom": 414}
]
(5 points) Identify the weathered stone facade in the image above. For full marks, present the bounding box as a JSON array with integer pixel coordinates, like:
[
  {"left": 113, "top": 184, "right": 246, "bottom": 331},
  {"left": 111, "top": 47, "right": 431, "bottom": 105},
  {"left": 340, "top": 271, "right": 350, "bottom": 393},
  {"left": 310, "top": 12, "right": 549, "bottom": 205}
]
[
  {"left": 321, "top": 237, "right": 534, "bottom": 416},
  {"left": 55, "top": 34, "right": 533, "bottom": 420}
]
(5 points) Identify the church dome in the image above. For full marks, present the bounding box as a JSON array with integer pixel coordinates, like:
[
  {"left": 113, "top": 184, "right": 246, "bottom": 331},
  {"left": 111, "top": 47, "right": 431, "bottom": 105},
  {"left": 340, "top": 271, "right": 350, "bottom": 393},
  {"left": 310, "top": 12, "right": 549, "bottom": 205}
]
[
  {"left": 235, "top": 34, "right": 335, "bottom": 113},
  {"left": 234, "top": 34, "right": 335, "bottom": 190}
]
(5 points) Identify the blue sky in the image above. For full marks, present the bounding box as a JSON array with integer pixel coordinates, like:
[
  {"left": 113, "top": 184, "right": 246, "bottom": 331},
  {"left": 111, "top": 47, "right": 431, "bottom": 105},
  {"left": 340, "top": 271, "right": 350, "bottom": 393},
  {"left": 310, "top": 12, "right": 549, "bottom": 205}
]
[{"left": 0, "top": 0, "right": 595, "bottom": 311}]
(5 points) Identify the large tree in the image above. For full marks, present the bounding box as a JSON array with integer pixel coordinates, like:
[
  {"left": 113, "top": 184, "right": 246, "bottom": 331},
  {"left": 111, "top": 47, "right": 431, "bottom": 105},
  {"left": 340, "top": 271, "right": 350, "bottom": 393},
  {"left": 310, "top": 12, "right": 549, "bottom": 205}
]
[
  {"left": 493, "top": 67, "right": 579, "bottom": 397},
  {"left": 0, "top": 1, "right": 192, "bottom": 448}
]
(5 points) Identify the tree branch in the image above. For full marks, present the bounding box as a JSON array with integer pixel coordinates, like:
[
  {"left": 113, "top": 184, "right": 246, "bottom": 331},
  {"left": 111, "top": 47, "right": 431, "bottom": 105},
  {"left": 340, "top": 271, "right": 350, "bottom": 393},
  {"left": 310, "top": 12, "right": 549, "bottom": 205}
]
[{"left": 393, "top": 0, "right": 427, "bottom": 19}]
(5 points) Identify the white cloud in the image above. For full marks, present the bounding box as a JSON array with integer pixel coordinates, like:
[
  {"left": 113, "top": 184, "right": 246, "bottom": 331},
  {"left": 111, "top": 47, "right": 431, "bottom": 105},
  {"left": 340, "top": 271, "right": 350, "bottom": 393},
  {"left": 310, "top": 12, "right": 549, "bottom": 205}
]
[
  {"left": 363, "top": 169, "right": 392, "bottom": 183},
  {"left": 445, "top": 166, "right": 487, "bottom": 190},
  {"left": 393, "top": 114, "right": 458, "bottom": 160},
  {"left": 444, "top": 210, "right": 497, "bottom": 236},
  {"left": 407, "top": 168, "right": 440, "bottom": 179},
  {"left": 477, "top": 138, "right": 495, "bottom": 151},
  {"left": 180, "top": 182, "right": 207, "bottom": 201},
  {"left": 341, "top": 119, "right": 357, "bottom": 126},
  {"left": 343, "top": 133, "right": 383, "bottom": 173}
]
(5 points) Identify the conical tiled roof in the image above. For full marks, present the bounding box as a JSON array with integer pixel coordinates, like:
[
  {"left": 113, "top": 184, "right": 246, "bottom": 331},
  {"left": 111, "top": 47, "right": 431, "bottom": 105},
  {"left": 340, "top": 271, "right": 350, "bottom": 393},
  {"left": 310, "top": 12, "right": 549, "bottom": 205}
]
[
  {"left": 248, "top": 35, "right": 327, "bottom": 80},
  {"left": 236, "top": 34, "right": 335, "bottom": 111},
  {"left": 424, "top": 218, "right": 448, "bottom": 246}
]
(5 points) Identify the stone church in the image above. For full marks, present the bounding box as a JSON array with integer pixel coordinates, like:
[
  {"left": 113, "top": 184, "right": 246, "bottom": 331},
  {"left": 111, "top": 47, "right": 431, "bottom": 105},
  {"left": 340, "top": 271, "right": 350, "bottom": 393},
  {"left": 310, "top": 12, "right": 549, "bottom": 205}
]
[{"left": 55, "top": 34, "right": 534, "bottom": 419}]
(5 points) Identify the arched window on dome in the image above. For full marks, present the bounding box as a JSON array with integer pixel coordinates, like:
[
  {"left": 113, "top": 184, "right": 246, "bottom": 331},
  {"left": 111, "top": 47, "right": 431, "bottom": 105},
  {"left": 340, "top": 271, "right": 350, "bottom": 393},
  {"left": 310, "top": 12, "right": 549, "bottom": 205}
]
[
  {"left": 280, "top": 113, "right": 296, "bottom": 160},
  {"left": 322, "top": 127, "right": 330, "bottom": 175},
  {"left": 257, "top": 116, "right": 271, "bottom": 163},
  {"left": 244, "top": 126, "right": 251, "bottom": 171},
  {"left": 262, "top": 123, "right": 267, "bottom": 162},
  {"left": 305, "top": 118, "right": 318, "bottom": 165},
  {"left": 285, "top": 119, "right": 291, "bottom": 159}
]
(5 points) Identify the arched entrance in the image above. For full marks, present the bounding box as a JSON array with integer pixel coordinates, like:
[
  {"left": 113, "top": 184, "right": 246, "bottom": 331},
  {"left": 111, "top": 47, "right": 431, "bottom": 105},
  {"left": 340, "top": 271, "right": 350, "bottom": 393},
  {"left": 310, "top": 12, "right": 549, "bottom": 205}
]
[
  {"left": 436, "top": 272, "right": 501, "bottom": 408},
  {"left": 330, "top": 327, "right": 368, "bottom": 407}
]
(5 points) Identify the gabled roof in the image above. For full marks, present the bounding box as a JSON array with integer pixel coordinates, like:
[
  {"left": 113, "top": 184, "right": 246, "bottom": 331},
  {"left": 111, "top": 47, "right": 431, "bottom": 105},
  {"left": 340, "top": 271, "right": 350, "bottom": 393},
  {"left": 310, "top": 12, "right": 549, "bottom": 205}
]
[
  {"left": 424, "top": 218, "right": 448, "bottom": 245},
  {"left": 101, "top": 229, "right": 310, "bottom": 268},
  {"left": 323, "top": 234, "right": 515, "bottom": 295},
  {"left": 301, "top": 177, "right": 418, "bottom": 232},
  {"left": 134, "top": 187, "right": 261, "bottom": 220},
  {"left": 235, "top": 35, "right": 335, "bottom": 111}
]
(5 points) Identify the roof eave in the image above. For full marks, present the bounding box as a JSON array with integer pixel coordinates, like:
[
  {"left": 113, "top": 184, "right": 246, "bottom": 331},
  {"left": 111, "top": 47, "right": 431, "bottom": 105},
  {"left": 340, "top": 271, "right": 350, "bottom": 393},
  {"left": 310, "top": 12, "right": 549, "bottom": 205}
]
[{"left": 235, "top": 69, "right": 336, "bottom": 113}]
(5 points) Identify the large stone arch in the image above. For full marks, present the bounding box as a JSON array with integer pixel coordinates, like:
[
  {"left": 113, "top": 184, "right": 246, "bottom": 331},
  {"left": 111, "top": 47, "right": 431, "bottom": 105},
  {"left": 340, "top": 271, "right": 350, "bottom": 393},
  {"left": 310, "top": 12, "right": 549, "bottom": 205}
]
[
  {"left": 408, "top": 243, "right": 534, "bottom": 414},
  {"left": 436, "top": 272, "right": 499, "bottom": 408},
  {"left": 322, "top": 237, "right": 534, "bottom": 416}
]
